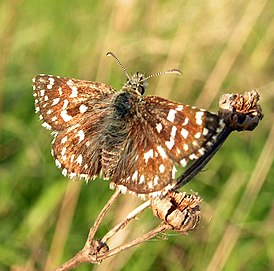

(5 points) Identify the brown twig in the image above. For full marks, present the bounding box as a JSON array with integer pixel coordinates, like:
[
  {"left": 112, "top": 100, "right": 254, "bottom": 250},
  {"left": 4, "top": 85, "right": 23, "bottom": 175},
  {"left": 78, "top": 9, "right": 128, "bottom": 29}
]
[
  {"left": 102, "top": 199, "right": 151, "bottom": 243},
  {"left": 86, "top": 189, "right": 121, "bottom": 243},
  {"left": 55, "top": 191, "right": 152, "bottom": 270},
  {"left": 55, "top": 189, "right": 121, "bottom": 270},
  {"left": 96, "top": 223, "right": 170, "bottom": 260}
]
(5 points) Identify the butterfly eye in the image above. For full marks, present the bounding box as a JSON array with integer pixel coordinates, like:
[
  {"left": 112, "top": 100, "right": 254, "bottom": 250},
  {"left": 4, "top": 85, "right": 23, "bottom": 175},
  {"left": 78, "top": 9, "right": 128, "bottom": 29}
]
[{"left": 138, "top": 85, "right": 145, "bottom": 95}]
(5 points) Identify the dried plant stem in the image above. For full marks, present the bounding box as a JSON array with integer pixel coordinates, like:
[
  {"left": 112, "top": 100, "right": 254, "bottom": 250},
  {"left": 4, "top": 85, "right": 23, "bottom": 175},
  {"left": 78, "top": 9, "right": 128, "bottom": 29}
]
[
  {"left": 102, "top": 199, "right": 151, "bottom": 243},
  {"left": 55, "top": 189, "right": 121, "bottom": 270},
  {"left": 96, "top": 223, "right": 169, "bottom": 260},
  {"left": 55, "top": 250, "right": 88, "bottom": 271},
  {"left": 87, "top": 189, "right": 121, "bottom": 241},
  {"left": 55, "top": 192, "right": 155, "bottom": 271}
]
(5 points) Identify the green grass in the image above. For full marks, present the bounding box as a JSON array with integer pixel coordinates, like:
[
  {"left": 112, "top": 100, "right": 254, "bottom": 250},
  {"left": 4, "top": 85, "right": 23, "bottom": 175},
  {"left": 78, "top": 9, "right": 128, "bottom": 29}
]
[{"left": 0, "top": 1, "right": 273, "bottom": 270}]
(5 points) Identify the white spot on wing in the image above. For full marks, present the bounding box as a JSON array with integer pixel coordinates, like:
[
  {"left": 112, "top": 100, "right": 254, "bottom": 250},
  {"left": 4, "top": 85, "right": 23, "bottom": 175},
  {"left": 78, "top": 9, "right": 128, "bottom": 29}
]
[
  {"left": 156, "top": 123, "right": 163, "bottom": 133},
  {"left": 194, "top": 132, "right": 201, "bottom": 139},
  {"left": 176, "top": 105, "right": 184, "bottom": 111},
  {"left": 189, "top": 153, "right": 198, "bottom": 160},
  {"left": 139, "top": 175, "right": 145, "bottom": 184},
  {"left": 55, "top": 159, "right": 61, "bottom": 168},
  {"left": 182, "top": 117, "right": 189, "bottom": 126},
  {"left": 61, "top": 147, "right": 66, "bottom": 157},
  {"left": 61, "top": 135, "right": 68, "bottom": 144},
  {"left": 42, "top": 122, "right": 52, "bottom": 130},
  {"left": 144, "top": 149, "right": 154, "bottom": 163},
  {"left": 183, "top": 143, "right": 189, "bottom": 151},
  {"left": 203, "top": 127, "right": 209, "bottom": 136},
  {"left": 61, "top": 110, "right": 73, "bottom": 122},
  {"left": 52, "top": 97, "right": 60, "bottom": 106},
  {"left": 70, "top": 86, "right": 78, "bottom": 98},
  {"left": 48, "top": 77, "right": 55, "bottom": 85},
  {"left": 217, "top": 120, "right": 225, "bottom": 132},
  {"left": 165, "top": 137, "right": 175, "bottom": 150},
  {"left": 195, "top": 111, "right": 204, "bottom": 125},
  {"left": 148, "top": 181, "right": 154, "bottom": 189},
  {"left": 180, "top": 158, "right": 187, "bottom": 167},
  {"left": 40, "top": 89, "right": 45, "bottom": 96},
  {"left": 156, "top": 145, "right": 167, "bottom": 159},
  {"left": 62, "top": 99, "right": 69, "bottom": 109},
  {"left": 167, "top": 109, "right": 177, "bottom": 123},
  {"left": 70, "top": 154, "right": 75, "bottom": 162},
  {"left": 85, "top": 141, "right": 90, "bottom": 147},
  {"left": 67, "top": 79, "right": 74, "bottom": 86},
  {"left": 159, "top": 164, "right": 165, "bottom": 173},
  {"left": 132, "top": 170, "right": 138, "bottom": 181},
  {"left": 79, "top": 104, "right": 88, "bottom": 113},
  {"left": 181, "top": 128, "right": 189, "bottom": 139},
  {"left": 76, "top": 154, "right": 83, "bottom": 165},
  {"left": 80, "top": 174, "right": 88, "bottom": 180},
  {"left": 171, "top": 126, "right": 177, "bottom": 138},
  {"left": 154, "top": 175, "right": 159, "bottom": 185},
  {"left": 172, "top": 166, "right": 177, "bottom": 179},
  {"left": 69, "top": 172, "right": 77, "bottom": 178},
  {"left": 62, "top": 168, "right": 67, "bottom": 176},
  {"left": 77, "top": 130, "right": 85, "bottom": 143},
  {"left": 58, "top": 87, "right": 63, "bottom": 95}
]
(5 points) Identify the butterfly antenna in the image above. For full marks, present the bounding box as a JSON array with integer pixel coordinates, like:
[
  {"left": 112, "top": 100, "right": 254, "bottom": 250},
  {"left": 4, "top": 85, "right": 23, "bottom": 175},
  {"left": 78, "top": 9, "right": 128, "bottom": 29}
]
[
  {"left": 106, "top": 52, "right": 131, "bottom": 80},
  {"left": 141, "top": 69, "right": 182, "bottom": 82}
]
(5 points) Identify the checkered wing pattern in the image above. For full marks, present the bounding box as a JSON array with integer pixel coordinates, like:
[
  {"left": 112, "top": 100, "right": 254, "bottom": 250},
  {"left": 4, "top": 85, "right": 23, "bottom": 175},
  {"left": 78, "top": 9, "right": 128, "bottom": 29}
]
[
  {"left": 111, "top": 96, "right": 224, "bottom": 195},
  {"left": 33, "top": 75, "right": 116, "bottom": 179}
]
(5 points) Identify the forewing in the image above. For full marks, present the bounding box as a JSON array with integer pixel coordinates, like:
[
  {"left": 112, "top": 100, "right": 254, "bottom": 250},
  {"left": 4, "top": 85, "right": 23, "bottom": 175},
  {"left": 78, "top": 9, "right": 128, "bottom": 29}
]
[
  {"left": 33, "top": 75, "right": 115, "bottom": 131},
  {"left": 33, "top": 75, "right": 116, "bottom": 179}
]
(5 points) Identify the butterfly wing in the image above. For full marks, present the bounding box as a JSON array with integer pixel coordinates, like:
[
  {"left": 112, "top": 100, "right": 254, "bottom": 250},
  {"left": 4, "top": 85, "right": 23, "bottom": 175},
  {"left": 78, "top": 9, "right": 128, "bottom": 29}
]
[
  {"left": 33, "top": 75, "right": 116, "bottom": 179},
  {"left": 111, "top": 96, "right": 224, "bottom": 196}
]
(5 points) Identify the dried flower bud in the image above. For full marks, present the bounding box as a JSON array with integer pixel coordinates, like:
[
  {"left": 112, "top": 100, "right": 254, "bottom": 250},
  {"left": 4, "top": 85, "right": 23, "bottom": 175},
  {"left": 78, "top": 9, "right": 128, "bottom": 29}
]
[
  {"left": 151, "top": 191, "right": 202, "bottom": 232},
  {"left": 218, "top": 90, "right": 263, "bottom": 131}
]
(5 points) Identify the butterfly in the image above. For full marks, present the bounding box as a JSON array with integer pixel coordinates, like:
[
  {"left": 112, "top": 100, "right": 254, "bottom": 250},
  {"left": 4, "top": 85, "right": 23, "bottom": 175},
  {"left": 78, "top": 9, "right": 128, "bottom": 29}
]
[{"left": 33, "top": 52, "right": 224, "bottom": 197}]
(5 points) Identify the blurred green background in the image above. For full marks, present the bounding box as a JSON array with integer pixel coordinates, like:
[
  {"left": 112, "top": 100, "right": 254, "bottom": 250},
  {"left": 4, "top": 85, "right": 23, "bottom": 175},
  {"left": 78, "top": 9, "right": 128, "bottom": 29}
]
[{"left": 1, "top": 1, "right": 273, "bottom": 270}]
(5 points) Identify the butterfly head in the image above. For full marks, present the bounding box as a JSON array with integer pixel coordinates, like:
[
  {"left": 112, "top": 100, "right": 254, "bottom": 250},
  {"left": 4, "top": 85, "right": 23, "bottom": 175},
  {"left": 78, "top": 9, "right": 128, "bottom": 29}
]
[{"left": 123, "top": 71, "right": 148, "bottom": 95}]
